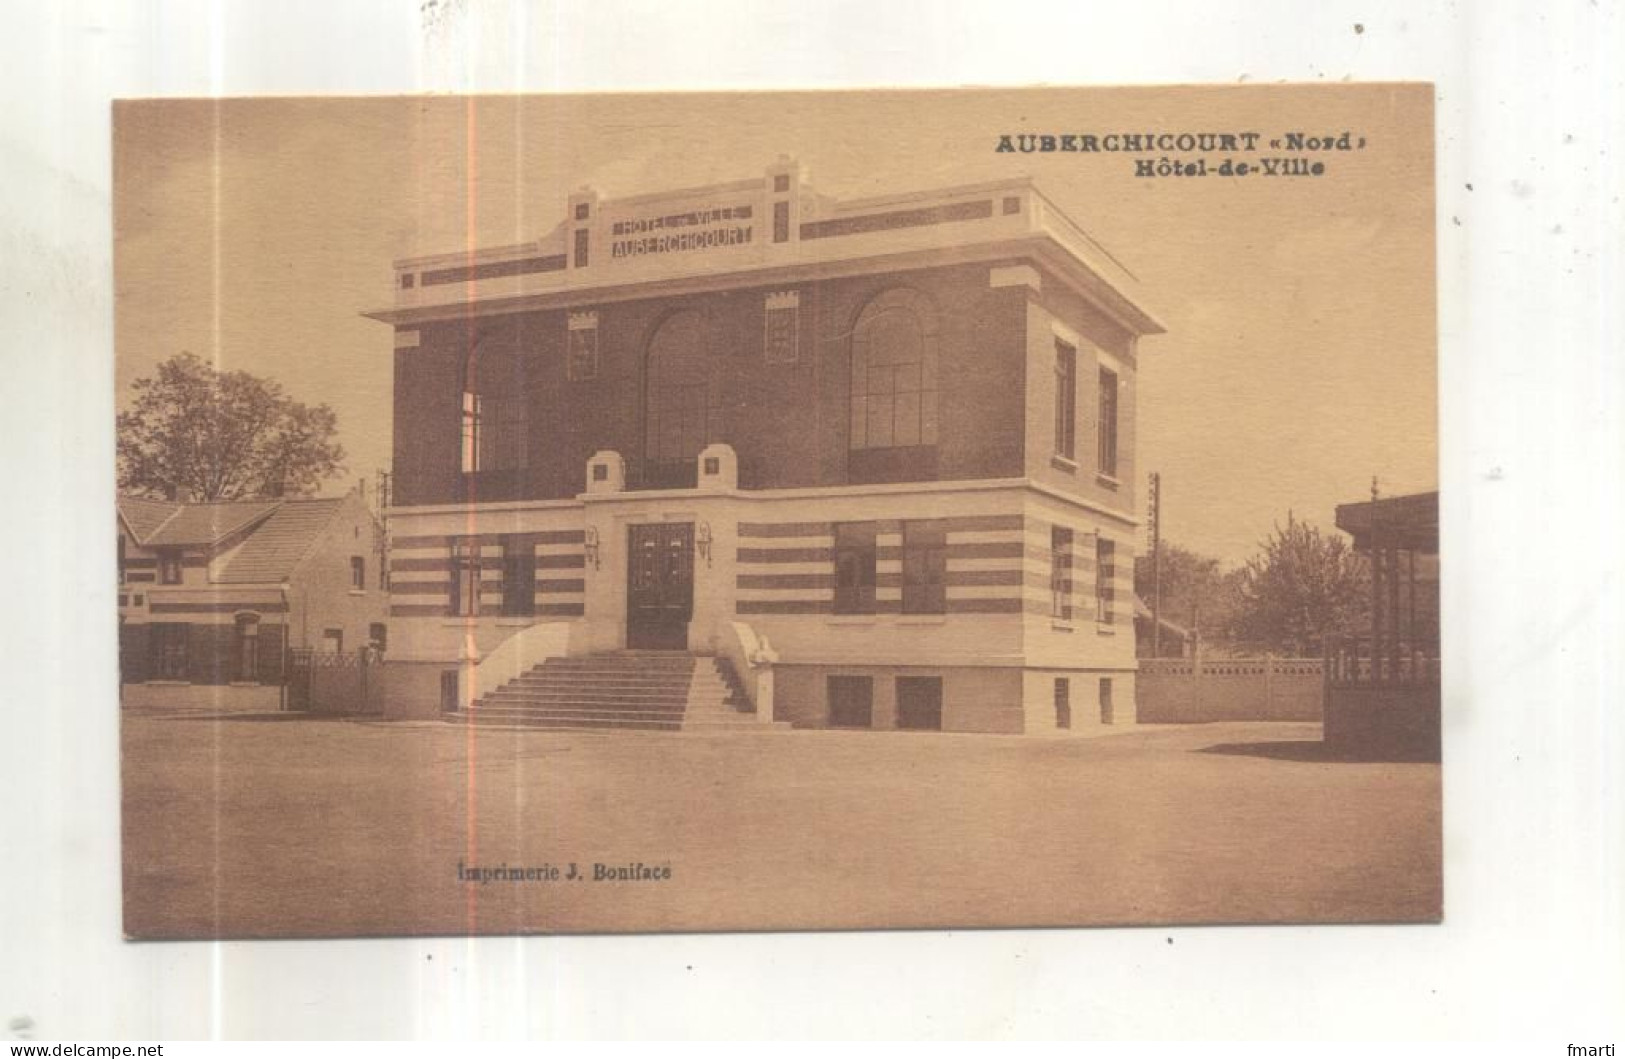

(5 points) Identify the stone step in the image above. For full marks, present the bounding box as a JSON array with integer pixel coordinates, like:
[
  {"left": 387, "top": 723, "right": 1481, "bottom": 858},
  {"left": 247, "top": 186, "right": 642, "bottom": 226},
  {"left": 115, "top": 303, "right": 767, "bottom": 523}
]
[
  {"left": 459, "top": 713, "right": 685, "bottom": 732},
  {"left": 459, "top": 651, "right": 770, "bottom": 734},
  {"left": 478, "top": 706, "right": 689, "bottom": 721},
  {"left": 541, "top": 658, "right": 696, "bottom": 670},
  {"left": 506, "top": 677, "right": 698, "bottom": 692},
  {"left": 466, "top": 701, "right": 688, "bottom": 718},
  {"left": 494, "top": 682, "right": 698, "bottom": 698},
  {"left": 483, "top": 697, "right": 693, "bottom": 711}
]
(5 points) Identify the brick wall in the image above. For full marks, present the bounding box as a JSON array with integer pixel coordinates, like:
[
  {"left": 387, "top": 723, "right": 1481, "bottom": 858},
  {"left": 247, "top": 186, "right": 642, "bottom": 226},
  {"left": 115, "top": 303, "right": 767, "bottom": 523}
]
[{"left": 390, "top": 262, "right": 1030, "bottom": 507}]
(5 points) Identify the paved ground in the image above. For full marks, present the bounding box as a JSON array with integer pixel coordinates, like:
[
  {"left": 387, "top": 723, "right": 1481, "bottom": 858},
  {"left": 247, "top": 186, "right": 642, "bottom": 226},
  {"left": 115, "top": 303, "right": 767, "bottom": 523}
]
[{"left": 121, "top": 713, "right": 1442, "bottom": 939}]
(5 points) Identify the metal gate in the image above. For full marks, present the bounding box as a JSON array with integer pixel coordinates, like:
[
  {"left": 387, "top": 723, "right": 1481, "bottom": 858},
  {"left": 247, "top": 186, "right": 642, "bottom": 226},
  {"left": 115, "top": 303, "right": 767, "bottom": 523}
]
[{"left": 285, "top": 647, "right": 385, "bottom": 715}]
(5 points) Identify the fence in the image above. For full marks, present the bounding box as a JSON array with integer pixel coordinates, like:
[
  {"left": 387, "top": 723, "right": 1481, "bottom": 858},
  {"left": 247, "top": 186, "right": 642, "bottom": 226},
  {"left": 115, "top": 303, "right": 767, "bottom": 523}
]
[
  {"left": 1137, "top": 656, "right": 1324, "bottom": 723},
  {"left": 286, "top": 648, "right": 386, "bottom": 716},
  {"left": 1326, "top": 638, "right": 1441, "bottom": 687}
]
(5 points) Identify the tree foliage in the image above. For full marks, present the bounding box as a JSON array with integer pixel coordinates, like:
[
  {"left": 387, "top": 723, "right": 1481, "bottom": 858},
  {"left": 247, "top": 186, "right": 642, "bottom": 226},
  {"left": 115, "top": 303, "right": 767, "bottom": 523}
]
[
  {"left": 117, "top": 353, "right": 346, "bottom": 502},
  {"left": 1135, "top": 542, "right": 1245, "bottom": 650},
  {"left": 1229, "top": 513, "right": 1369, "bottom": 656}
]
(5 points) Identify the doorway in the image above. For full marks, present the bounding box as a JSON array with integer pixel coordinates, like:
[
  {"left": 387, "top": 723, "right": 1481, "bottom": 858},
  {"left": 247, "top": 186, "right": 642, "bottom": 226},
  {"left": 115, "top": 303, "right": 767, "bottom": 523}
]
[{"left": 626, "top": 522, "right": 695, "bottom": 650}]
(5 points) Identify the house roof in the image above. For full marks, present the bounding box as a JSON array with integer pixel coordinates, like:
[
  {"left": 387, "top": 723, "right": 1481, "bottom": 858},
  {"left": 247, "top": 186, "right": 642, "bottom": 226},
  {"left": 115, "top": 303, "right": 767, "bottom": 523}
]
[
  {"left": 215, "top": 498, "right": 348, "bottom": 584},
  {"left": 118, "top": 497, "right": 284, "bottom": 548},
  {"left": 118, "top": 496, "right": 188, "bottom": 542},
  {"left": 1335, "top": 490, "right": 1439, "bottom": 552},
  {"left": 118, "top": 494, "right": 360, "bottom": 584},
  {"left": 1133, "top": 593, "right": 1192, "bottom": 639}
]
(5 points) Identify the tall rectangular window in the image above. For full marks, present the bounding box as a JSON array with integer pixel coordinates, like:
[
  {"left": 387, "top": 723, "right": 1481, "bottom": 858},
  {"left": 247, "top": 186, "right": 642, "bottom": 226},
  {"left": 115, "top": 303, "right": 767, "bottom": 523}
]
[
  {"left": 573, "top": 228, "right": 590, "bottom": 268},
  {"left": 235, "top": 616, "right": 260, "bottom": 682},
  {"left": 833, "top": 522, "right": 878, "bottom": 615},
  {"left": 850, "top": 291, "right": 937, "bottom": 451},
  {"left": 151, "top": 623, "right": 189, "bottom": 680},
  {"left": 567, "top": 311, "right": 599, "bottom": 381},
  {"left": 1050, "top": 526, "right": 1074, "bottom": 621},
  {"left": 1095, "top": 537, "right": 1116, "bottom": 624},
  {"left": 463, "top": 391, "right": 526, "bottom": 473},
  {"left": 158, "top": 549, "right": 182, "bottom": 585},
  {"left": 773, "top": 200, "right": 790, "bottom": 243},
  {"left": 764, "top": 291, "right": 800, "bottom": 363},
  {"left": 1054, "top": 677, "right": 1072, "bottom": 729},
  {"left": 463, "top": 351, "right": 529, "bottom": 474},
  {"left": 350, "top": 556, "right": 365, "bottom": 590},
  {"left": 1054, "top": 340, "right": 1077, "bottom": 460},
  {"left": 486, "top": 396, "right": 527, "bottom": 471},
  {"left": 501, "top": 536, "right": 536, "bottom": 617},
  {"left": 1097, "top": 366, "right": 1120, "bottom": 477},
  {"left": 117, "top": 534, "right": 127, "bottom": 584},
  {"left": 449, "top": 538, "right": 481, "bottom": 617},
  {"left": 901, "top": 520, "right": 947, "bottom": 615}
]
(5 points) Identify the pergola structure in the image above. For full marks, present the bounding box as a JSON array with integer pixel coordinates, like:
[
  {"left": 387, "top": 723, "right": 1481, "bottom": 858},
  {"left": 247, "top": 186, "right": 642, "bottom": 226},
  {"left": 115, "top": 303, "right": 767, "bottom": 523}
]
[{"left": 1325, "top": 489, "right": 1440, "bottom": 757}]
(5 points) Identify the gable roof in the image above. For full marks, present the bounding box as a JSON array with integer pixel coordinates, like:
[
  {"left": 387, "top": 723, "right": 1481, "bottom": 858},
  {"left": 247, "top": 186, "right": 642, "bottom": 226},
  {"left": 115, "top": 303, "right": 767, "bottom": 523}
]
[
  {"left": 118, "top": 496, "right": 283, "bottom": 548},
  {"left": 215, "top": 498, "right": 348, "bottom": 584},
  {"left": 118, "top": 496, "right": 187, "bottom": 542}
]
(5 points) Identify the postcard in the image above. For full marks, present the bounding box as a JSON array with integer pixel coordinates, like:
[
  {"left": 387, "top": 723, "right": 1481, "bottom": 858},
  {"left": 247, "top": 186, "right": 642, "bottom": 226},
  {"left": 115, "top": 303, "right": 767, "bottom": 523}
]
[{"left": 115, "top": 86, "right": 1439, "bottom": 938}]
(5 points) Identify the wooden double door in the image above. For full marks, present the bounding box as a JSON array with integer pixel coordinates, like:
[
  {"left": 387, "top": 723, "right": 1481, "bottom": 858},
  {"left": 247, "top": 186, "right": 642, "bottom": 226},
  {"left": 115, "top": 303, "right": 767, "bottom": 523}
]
[{"left": 626, "top": 522, "right": 694, "bottom": 650}]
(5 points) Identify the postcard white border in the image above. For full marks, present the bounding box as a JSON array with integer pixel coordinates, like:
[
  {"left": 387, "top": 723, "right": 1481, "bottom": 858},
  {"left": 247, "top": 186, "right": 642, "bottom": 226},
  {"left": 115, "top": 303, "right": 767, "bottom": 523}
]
[{"left": 1, "top": 0, "right": 1621, "bottom": 1042}]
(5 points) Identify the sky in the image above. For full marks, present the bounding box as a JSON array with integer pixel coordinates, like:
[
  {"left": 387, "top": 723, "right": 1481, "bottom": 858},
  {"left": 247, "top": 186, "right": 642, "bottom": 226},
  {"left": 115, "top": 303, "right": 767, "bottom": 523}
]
[{"left": 114, "top": 86, "right": 1436, "bottom": 565}]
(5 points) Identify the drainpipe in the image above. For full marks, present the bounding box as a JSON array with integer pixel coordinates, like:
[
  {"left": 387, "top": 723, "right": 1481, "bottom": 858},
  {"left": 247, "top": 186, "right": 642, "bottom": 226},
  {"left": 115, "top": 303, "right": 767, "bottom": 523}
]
[{"left": 278, "top": 582, "right": 290, "bottom": 712}]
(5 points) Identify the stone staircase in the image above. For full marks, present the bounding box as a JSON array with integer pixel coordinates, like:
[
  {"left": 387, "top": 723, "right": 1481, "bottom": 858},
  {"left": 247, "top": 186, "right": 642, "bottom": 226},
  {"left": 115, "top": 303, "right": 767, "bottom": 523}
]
[{"left": 455, "top": 651, "right": 779, "bottom": 732}]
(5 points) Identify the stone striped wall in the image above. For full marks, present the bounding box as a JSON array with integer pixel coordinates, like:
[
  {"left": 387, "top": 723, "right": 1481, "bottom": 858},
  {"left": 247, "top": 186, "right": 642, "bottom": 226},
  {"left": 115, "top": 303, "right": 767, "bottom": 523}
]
[
  {"left": 388, "top": 530, "right": 587, "bottom": 619},
  {"left": 733, "top": 513, "right": 1131, "bottom": 621}
]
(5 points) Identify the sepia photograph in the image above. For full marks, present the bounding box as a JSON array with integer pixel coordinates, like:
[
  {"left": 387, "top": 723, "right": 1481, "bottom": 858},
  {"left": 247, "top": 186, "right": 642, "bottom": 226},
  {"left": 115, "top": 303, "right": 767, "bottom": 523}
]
[{"left": 114, "top": 85, "right": 1440, "bottom": 939}]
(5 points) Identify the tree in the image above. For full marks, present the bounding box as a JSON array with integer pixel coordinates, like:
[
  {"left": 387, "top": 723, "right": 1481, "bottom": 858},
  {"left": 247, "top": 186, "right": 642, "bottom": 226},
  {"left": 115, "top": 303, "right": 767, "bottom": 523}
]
[
  {"left": 1136, "top": 541, "right": 1221, "bottom": 641},
  {"left": 117, "top": 353, "right": 346, "bottom": 502},
  {"left": 1229, "top": 513, "right": 1370, "bottom": 656}
]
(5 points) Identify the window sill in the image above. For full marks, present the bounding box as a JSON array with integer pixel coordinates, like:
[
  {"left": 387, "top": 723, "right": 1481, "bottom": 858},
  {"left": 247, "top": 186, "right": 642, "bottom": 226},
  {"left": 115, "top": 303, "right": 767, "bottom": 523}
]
[
  {"left": 229, "top": 682, "right": 262, "bottom": 688},
  {"left": 1051, "top": 620, "right": 1075, "bottom": 633},
  {"left": 1095, "top": 472, "right": 1121, "bottom": 491},
  {"left": 348, "top": 589, "right": 367, "bottom": 597},
  {"left": 896, "top": 615, "right": 948, "bottom": 626},
  {"left": 1096, "top": 622, "right": 1117, "bottom": 636},
  {"left": 1050, "top": 454, "right": 1078, "bottom": 474}
]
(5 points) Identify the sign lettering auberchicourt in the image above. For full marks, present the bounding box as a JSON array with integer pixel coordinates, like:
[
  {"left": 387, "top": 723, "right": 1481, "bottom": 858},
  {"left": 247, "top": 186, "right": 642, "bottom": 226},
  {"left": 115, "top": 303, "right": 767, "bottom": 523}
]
[{"left": 996, "top": 131, "right": 1365, "bottom": 153}]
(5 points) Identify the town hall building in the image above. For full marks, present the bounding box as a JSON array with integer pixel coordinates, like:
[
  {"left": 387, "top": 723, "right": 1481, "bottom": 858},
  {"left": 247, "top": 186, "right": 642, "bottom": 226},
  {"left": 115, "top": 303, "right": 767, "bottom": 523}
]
[{"left": 365, "top": 159, "right": 1164, "bottom": 733}]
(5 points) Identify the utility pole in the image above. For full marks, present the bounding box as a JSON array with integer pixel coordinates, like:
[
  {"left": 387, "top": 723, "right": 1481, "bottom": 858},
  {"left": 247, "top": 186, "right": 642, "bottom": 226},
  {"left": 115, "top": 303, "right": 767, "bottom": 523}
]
[
  {"left": 374, "top": 468, "right": 392, "bottom": 592},
  {"left": 1148, "top": 471, "right": 1162, "bottom": 658}
]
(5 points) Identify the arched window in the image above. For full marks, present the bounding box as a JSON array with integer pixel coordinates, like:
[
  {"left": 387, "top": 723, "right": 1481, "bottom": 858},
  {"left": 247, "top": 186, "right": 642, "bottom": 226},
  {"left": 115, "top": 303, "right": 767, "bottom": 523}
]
[
  {"left": 643, "top": 310, "right": 716, "bottom": 487},
  {"left": 850, "top": 288, "right": 938, "bottom": 452}
]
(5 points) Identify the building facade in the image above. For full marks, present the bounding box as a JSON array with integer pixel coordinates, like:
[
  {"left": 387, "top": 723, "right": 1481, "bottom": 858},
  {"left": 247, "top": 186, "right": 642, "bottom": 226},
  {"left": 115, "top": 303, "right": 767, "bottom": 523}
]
[
  {"left": 118, "top": 491, "right": 387, "bottom": 710},
  {"left": 369, "top": 160, "right": 1164, "bottom": 732}
]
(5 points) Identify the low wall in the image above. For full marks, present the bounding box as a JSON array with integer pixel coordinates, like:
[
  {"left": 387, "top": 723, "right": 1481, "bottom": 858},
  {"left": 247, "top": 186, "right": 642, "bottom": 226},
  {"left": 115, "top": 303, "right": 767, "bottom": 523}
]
[
  {"left": 377, "top": 662, "right": 452, "bottom": 720},
  {"left": 1137, "top": 658, "right": 1324, "bottom": 723},
  {"left": 121, "top": 683, "right": 282, "bottom": 713},
  {"left": 304, "top": 660, "right": 387, "bottom": 716}
]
